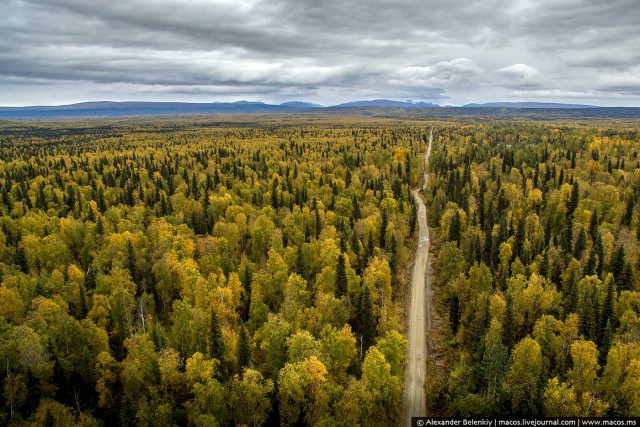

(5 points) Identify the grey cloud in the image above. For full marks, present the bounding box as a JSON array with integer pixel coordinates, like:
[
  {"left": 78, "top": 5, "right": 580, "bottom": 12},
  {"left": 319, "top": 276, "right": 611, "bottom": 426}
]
[{"left": 1, "top": 0, "right": 639, "bottom": 106}]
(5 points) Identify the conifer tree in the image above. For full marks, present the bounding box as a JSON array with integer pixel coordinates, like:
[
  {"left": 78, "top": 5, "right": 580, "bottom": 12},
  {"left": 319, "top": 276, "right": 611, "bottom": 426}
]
[
  {"left": 359, "top": 286, "right": 376, "bottom": 354},
  {"left": 503, "top": 293, "right": 516, "bottom": 351},
  {"left": 573, "top": 227, "right": 587, "bottom": 259},
  {"left": 335, "top": 253, "right": 348, "bottom": 298},
  {"left": 379, "top": 209, "right": 388, "bottom": 249},
  {"left": 237, "top": 325, "right": 251, "bottom": 370},
  {"left": 210, "top": 310, "right": 225, "bottom": 362},
  {"left": 567, "top": 181, "right": 579, "bottom": 216}
]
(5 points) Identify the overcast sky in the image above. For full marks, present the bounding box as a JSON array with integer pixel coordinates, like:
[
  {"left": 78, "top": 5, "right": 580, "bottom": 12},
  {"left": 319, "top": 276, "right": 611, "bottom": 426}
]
[{"left": 2, "top": 0, "right": 640, "bottom": 106}]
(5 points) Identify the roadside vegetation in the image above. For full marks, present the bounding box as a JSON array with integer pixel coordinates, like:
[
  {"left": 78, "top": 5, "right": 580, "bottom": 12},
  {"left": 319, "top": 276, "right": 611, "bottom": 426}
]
[{"left": 426, "top": 123, "right": 640, "bottom": 417}]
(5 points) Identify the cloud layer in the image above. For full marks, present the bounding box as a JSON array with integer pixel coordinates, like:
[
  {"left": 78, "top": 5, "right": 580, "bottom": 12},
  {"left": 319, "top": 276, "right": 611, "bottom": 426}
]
[{"left": 2, "top": 0, "right": 640, "bottom": 106}]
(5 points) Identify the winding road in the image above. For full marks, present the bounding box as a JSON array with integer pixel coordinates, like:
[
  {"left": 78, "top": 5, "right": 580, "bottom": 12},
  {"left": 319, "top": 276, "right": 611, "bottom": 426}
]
[{"left": 403, "top": 129, "right": 433, "bottom": 426}]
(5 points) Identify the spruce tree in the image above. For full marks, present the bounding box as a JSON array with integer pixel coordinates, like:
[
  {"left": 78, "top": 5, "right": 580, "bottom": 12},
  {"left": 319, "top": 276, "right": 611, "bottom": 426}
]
[
  {"left": 611, "top": 245, "right": 626, "bottom": 289},
  {"left": 409, "top": 199, "right": 417, "bottom": 236},
  {"left": 599, "top": 319, "right": 613, "bottom": 366},
  {"left": 539, "top": 251, "right": 550, "bottom": 279},
  {"left": 335, "top": 253, "right": 348, "bottom": 298},
  {"left": 450, "top": 210, "right": 461, "bottom": 243},
  {"left": 601, "top": 280, "right": 615, "bottom": 337},
  {"left": 566, "top": 269, "right": 579, "bottom": 314},
  {"left": 389, "top": 236, "right": 398, "bottom": 277},
  {"left": 503, "top": 293, "right": 516, "bottom": 351},
  {"left": 85, "top": 266, "right": 97, "bottom": 290},
  {"left": 209, "top": 310, "right": 225, "bottom": 362},
  {"left": 315, "top": 207, "right": 321, "bottom": 239},
  {"left": 379, "top": 209, "right": 388, "bottom": 249},
  {"left": 589, "top": 211, "right": 599, "bottom": 241},
  {"left": 567, "top": 181, "right": 579, "bottom": 216},
  {"left": 580, "top": 291, "right": 597, "bottom": 341},
  {"left": 595, "top": 233, "right": 604, "bottom": 277},
  {"left": 366, "top": 229, "right": 375, "bottom": 261},
  {"left": 237, "top": 325, "right": 251, "bottom": 370},
  {"left": 515, "top": 217, "right": 526, "bottom": 260},
  {"left": 623, "top": 194, "right": 635, "bottom": 226},
  {"left": 352, "top": 194, "right": 361, "bottom": 220},
  {"left": 562, "top": 215, "right": 573, "bottom": 254},
  {"left": 449, "top": 295, "right": 460, "bottom": 334},
  {"left": 295, "top": 245, "right": 306, "bottom": 279},
  {"left": 359, "top": 286, "right": 376, "bottom": 353},
  {"left": 585, "top": 247, "right": 597, "bottom": 276},
  {"left": 623, "top": 262, "right": 633, "bottom": 291},
  {"left": 573, "top": 227, "right": 587, "bottom": 259},
  {"left": 15, "top": 246, "right": 28, "bottom": 274}
]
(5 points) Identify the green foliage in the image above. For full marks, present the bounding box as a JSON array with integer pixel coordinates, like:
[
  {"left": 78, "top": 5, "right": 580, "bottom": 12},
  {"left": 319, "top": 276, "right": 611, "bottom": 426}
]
[
  {"left": 428, "top": 122, "right": 640, "bottom": 417},
  {"left": 0, "top": 120, "right": 417, "bottom": 424}
]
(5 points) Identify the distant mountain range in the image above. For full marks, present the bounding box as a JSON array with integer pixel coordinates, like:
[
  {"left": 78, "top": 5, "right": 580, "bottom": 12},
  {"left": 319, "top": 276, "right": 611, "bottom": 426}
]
[
  {"left": 462, "top": 102, "right": 599, "bottom": 109},
  {"left": 279, "top": 101, "right": 323, "bottom": 108},
  {"left": 0, "top": 99, "right": 634, "bottom": 119},
  {"left": 333, "top": 99, "right": 439, "bottom": 108}
]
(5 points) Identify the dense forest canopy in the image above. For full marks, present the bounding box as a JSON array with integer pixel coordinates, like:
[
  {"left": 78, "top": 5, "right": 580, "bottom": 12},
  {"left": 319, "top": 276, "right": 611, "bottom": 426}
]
[
  {"left": 0, "top": 118, "right": 424, "bottom": 426},
  {"left": 0, "top": 117, "right": 639, "bottom": 425},
  {"left": 425, "top": 122, "right": 640, "bottom": 417}
]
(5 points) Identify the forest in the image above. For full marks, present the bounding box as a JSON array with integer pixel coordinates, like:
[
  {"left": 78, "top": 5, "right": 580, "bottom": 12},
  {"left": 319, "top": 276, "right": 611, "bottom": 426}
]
[
  {"left": 0, "top": 117, "right": 639, "bottom": 425},
  {"left": 425, "top": 122, "right": 640, "bottom": 417},
  {"left": 0, "top": 118, "right": 423, "bottom": 426}
]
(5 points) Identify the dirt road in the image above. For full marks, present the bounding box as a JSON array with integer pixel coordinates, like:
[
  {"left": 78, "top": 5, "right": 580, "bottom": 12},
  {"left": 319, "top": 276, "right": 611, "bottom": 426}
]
[{"left": 403, "top": 129, "right": 433, "bottom": 426}]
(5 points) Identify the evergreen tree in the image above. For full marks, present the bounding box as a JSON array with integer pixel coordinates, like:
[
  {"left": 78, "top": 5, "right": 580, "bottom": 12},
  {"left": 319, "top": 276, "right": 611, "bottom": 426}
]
[
  {"left": 78, "top": 286, "right": 87, "bottom": 319},
  {"left": 562, "top": 215, "right": 573, "bottom": 254},
  {"left": 585, "top": 247, "right": 597, "bottom": 276},
  {"left": 209, "top": 310, "right": 225, "bottom": 362},
  {"left": 271, "top": 178, "right": 279, "bottom": 210},
  {"left": 589, "top": 211, "right": 599, "bottom": 241},
  {"left": 449, "top": 295, "right": 460, "bottom": 334},
  {"left": 352, "top": 194, "right": 360, "bottom": 220},
  {"left": 295, "top": 245, "right": 307, "bottom": 280},
  {"left": 579, "top": 291, "right": 597, "bottom": 342},
  {"left": 567, "top": 181, "right": 579, "bottom": 216},
  {"left": 15, "top": 246, "right": 28, "bottom": 274},
  {"left": 611, "top": 245, "right": 626, "bottom": 289},
  {"left": 315, "top": 206, "right": 322, "bottom": 239},
  {"left": 366, "top": 229, "right": 375, "bottom": 261},
  {"left": 97, "top": 187, "right": 107, "bottom": 213},
  {"left": 566, "top": 269, "right": 580, "bottom": 314},
  {"left": 573, "top": 226, "right": 587, "bottom": 259},
  {"left": 450, "top": 210, "right": 461, "bottom": 243},
  {"left": 599, "top": 319, "right": 613, "bottom": 366},
  {"left": 379, "top": 209, "right": 388, "bottom": 249},
  {"left": 594, "top": 233, "right": 604, "bottom": 277},
  {"left": 623, "top": 262, "right": 633, "bottom": 291},
  {"left": 335, "top": 253, "right": 348, "bottom": 298},
  {"left": 622, "top": 194, "right": 635, "bottom": 226},
  {"left": 503, "top": 293, "right": 516, "bottom": 351},
  {"left": 515, "top": 217, "right": 525, "bottom": 260},
  {"left": 237, "top": 325, "right": 251, "bottom": 370},
  {"left": 359, "top": 286, "right": 376, "bottom": 354},
  {"left": 389, "top": 236, "right": 398, "bottom": 277},
  {"left": 85, "top": 266, "right": 97, "bottom": 290},
  {"left": 601, "top": 280, "right": 615, "bottom": 338},
  {"left": 539, "top": 251, "right": 550, "bottom": 279},
  {"left": 409, "top": 199, "right": 417, "bottom": 236}
]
